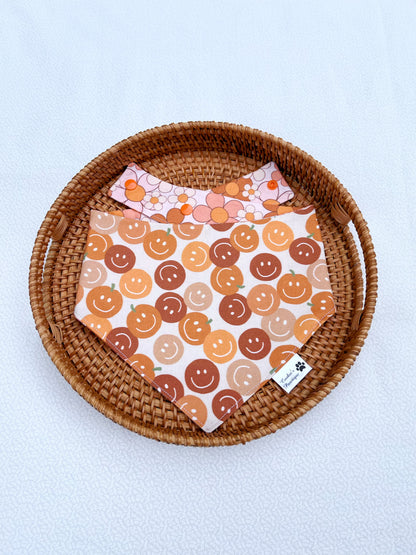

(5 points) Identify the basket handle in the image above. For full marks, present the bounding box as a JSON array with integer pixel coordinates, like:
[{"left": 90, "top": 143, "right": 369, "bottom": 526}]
[{"left": 29, "top": 209, "right": 69, "bottom": 347}]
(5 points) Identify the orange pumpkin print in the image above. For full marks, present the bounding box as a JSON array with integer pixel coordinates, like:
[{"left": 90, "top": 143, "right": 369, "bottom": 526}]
[
  {"left": 229, "top": 224, "right": 259, "bottom": 253},
  {"left": 143, "top": 228, "right": 177, "bottom": 260},
  {"left": 247, "top": 284, "right": 280, "bottom": 315},
  {"left": 294, "top": 314, "right": 320, "bottom": 343},
  {"left": 310, "top": 291, "right": 335, "bottom": 318},
  {"left": 277, "top": 270, "right": 312, "bottom": 304},
  {"left": 173, "top": 222, "right": 203, "bottom": 240},
  {"left": 127, "top": 353, "right": 156, "bottom": 381},
  {"left": 79, "top": 260, "right": 107, "bottom": 288},
  {"left": 178, "top": 312, "right": 212, "bottom": 345},
  {"left": 126, "top": 304, "right": 162, "bottom": 338},
  {"left": 269, "top": 344, "right": 298, "bottom": 370},
  {"left": 90, "top": 212, "right": 118, "bottom": 234},
  {"left": 81, "top": 313, "right": 112, "bottom": 340},
  {"left": 85, "top": 231, "right": 113, "bottom": 260},
  {"left": 305, "top": 213, "right": 322, "bottom": 241},
  {"left": 86, "top": 284, "right": 123, "bottom": 318},
  {"left": 118, "top": 219, "right": 150, "bottom": 244},
  {"left": 177, "top": 395, "right": 208, "bottom": 427},
  {"left": 119, "top": 269, "right": 152, "bottom": 299},
  {"left": 262, "top": 221, "right": 294, "bottom": 251},
  {"left": 182, "top": 241, "right": 211, "bottom": 272},
  {"left": 203, "top": 330, "right": 237, "bottom": 364},
  {"left": 210, "top": 265, "right": 244, "bottom": 295}
]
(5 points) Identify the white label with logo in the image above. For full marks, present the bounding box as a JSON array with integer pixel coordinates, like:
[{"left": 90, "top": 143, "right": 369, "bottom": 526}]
[{"left": 271, "top": 354, "right": 313, "bottom": 393}]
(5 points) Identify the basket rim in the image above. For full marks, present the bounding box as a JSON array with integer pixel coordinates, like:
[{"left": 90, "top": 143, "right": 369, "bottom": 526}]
[{"left": 29, "top": 120, "right": 378, "bottom": 446}]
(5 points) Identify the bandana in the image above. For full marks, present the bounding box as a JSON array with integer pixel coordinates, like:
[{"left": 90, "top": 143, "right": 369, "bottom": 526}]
[{"left": 74, "top": 203, "right": 335, "bottom": 433}]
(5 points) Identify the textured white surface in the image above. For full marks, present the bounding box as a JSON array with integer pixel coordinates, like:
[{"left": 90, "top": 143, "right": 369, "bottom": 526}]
[{"left": 1, "top": 1, "right": 415, "bottom": 553}]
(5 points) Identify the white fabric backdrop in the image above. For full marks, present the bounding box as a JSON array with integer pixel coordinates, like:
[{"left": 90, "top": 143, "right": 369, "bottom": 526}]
[{"left": 1, "top": 1, "right": 415, "bottom": 553}]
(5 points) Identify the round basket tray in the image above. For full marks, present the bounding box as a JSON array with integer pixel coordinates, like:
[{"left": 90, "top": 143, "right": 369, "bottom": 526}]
[{"left": 29, "top": 121, "right": 377, "bottom": 446}]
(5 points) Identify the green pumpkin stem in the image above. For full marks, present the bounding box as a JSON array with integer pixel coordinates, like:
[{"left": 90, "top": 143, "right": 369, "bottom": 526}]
[
  {"left": 110, "top": 283, "right": 115, "bottom": 292},
  {"left": 289, "top": 269, "right": 296, "bottom": 276},
  {"left": 130, "top": 304, "right": 136, "bottom": 312}
]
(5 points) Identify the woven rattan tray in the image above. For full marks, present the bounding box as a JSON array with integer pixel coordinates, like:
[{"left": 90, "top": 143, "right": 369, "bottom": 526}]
[{"left": 29, "top": 121, "right": 377, "bottom": 446}]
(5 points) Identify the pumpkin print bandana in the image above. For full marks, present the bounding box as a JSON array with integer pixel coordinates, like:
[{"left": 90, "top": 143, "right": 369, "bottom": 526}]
[
  {"left": 74, "top": 206, "right": 335, "bottom": 433},
  {"left": 108, "top": 161, "right": 294, "bottom": 224}
]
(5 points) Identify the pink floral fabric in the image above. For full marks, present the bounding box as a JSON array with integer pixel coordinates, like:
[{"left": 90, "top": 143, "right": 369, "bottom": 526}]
[{"left": 108, "top": 161, "right": 294, "bottom": 224}]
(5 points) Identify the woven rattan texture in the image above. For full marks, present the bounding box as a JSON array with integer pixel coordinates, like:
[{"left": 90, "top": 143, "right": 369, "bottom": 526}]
[{"left": 29, "top": 122, "right": 377, "bottom": 446}]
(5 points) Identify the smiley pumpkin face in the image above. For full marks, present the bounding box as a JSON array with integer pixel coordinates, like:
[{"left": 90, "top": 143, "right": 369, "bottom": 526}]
[
  {"left": 289, "top": 237, "right": 321, "bottom": 265},
  {"left": 119, "top": 269, "right": 152, "bottom": 299},
  {"left": 182, "top": 241, "right": 211, "bottom": 272},
  {"left": 203, "top": 330, "right": 237, "bottom": 364},
  {"left": 127, "top": 353, "right": 156, "bottom": 381},
  {"left": 246, "top": 284, "right": 280, "bottom": 315},
  {"left": 307, "top": 259, "right": 332, "bottom": 290},
  {"left": 126, "top": 304, "right": 162, "bottom": 338},
  {"left": 250, "top": 253, "right": 282, "bottom": 281},
  {"left": 90, "top": 212, "right": 119, "bottom": 234},
  {"left": 153, "top": 334, "right": 184, "bottom": 365},
  {"left": 105, "top": 245, "right": 136, "bottom": 274},
  {"left": 178, "top": 312, "right": 212, "bottom": 345},
  {"left": 226, "top": 359, "right": 261, "bottom": 396},
  {"left": 184, "top": 359, "right": 220, "bottom": 394},
  {"left": 294, "top": 314, "right": 320, "bottom": 343},
  {"left": 277, "top": 270, "right": 312, "bottom": 304},
  {"left": 85, "top": 231, "right": 113, "bottom": 260},
  {"left": 210, "top": 265, "right": 244, "bottom": 295},
  {"left": 310, "top": 292, "right": 335, "bottom": 318},
  {"left": 261, "top": 308, "right": 296, "bottom": 342},
  {"left": 262, "top": 221, "right": 294, "bottom": 251},
  {"left": 184, "top": 282, "right": 213, "bottom": 311},
  {"left": 177, "top": 395, "right": 208, "bottom": 427},
  {"left": 118, "top": 219, "right": 150, "bottom": 244},
  {"left": 238, "top": 328, "right": 271, "bottom": 360},
  {"left": 154, "top": 260, "right": 186, "bottom": 290},
  {"left": 219, "top": 294, "right": 251, "bottom": 325},
  {"left": 305, "top": 214, "right": 322, "bottom": 241},
  {"left": 229, "top": 224, "right": 259, "bottom": 253},
  {"left": 152, "top": 374, "right": 184, "bottom": 402},
  {"left": 86, "top": 284, "right": 123, "bottom": 318},
  {"left": 155, "top": 292, "right": 187, "bottom": 323},
  {"left": 81, "top": 313, "right": 112, "bottom": 340},
  {"left": 209, "top": 238, "right": 240, "bottom": 267},
  {"left": 79, "top": 260, "right": 107, "bottom": 288},
  {"left": 143, "top": 228, "right": 177, "bottom": 260},
  {"left": 106, "top": 327, "right": 139, "bottom": 358},
  {"left": 172, "top": 222, "right": 203, "bottom": 240},
  {"left": 211, "top": 389, "right": 243, "bottom": 421}
]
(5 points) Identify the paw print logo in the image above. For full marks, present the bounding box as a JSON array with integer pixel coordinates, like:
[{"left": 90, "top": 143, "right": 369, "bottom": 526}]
[{"left": 296, "top": 361, "right": 306, "bottom": 372}]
